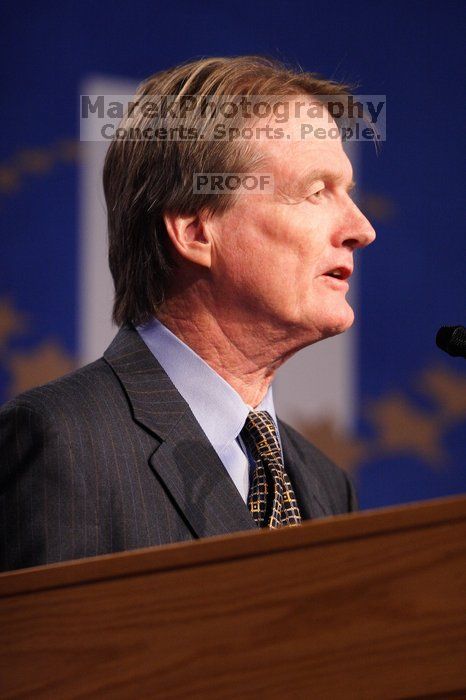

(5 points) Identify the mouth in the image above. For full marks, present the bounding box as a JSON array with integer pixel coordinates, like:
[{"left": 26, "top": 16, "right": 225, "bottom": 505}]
[
  {"left": 321, "top": 266, "right": 353, "bottom": 281},
  {"left": 319, "top": 265, "right": 352, "bottom": 289}
]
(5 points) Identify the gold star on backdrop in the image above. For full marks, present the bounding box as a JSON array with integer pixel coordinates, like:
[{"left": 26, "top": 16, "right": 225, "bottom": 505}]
[
  {"left": 0, "top": 140, "right": 80, "bottom": 200},
  {"left": 16, "top": 148, "right": 54, "bottom": 174},
  {"left": 358, "top": 192, "right": 396, "bottom": 222},
  {"left": 0, "top": 167, "right": 20, "bottom": 194},
  {"left": 418, "top": 366, "right": 466, "bottom": 422},
  {"left": 298, "top": 418, "right": 370, "bottom": 473},
  {"left": 8, "top": 341, "right": 76, "bottom": 397},
  {"left": 366, "top": 392, "right": 446, "bottom": 468},
  {"left": 0, "top": 299, "right": 27, "bottom": 349},
  {"left": 56, "top": 139, "right": 81, "bottom": 162}
]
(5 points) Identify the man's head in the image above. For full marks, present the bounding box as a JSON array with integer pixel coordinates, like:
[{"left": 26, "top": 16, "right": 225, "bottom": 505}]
[{"left": 104, "top": 55, "right": 375, "bottom": 348}]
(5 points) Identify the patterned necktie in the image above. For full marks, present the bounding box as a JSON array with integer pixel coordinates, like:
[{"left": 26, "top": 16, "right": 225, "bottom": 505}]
[{"left": 241, "top": 410, "right": 302, "bottom": 528}]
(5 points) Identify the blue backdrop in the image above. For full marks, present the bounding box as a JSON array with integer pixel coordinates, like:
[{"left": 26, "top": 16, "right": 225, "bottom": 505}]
[{"left": 1, "top": 0, "right": 465, "bottom": 509}]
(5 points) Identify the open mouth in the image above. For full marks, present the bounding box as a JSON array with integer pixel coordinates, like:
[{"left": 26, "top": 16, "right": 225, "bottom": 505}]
[{"left": 322, "top": 266, "right": 352, "bottom": 281}]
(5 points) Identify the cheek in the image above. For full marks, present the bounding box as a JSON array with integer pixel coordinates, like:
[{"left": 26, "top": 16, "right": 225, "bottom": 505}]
[
  {"left": 213, "top": 202, "right": 327, "bottom": 294},
  {"left": 213, "top": 212, "right": 273, "bottom": 281},
  {"left": 278, "top": 206, "right": 328, "bottom": 263}
]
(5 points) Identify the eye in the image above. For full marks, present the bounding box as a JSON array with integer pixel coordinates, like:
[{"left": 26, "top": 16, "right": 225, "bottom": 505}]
[{"left": 306, "top": 179, "right": 326, "bottom": 200}]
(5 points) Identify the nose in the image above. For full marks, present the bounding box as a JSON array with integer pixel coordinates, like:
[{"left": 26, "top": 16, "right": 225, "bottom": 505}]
[{"left": 340, "top": 197, "right": 376, "bottom": 250}]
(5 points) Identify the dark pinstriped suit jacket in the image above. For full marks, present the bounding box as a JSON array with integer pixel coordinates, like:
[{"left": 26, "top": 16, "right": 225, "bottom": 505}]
[{"left": 0, "top": 324, "right": 357, "bottom": 572}]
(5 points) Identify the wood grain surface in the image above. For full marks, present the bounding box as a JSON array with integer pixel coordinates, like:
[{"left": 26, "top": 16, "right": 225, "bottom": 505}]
[{"left": 1, "top": 494, "right": 465, "bottom": 699}]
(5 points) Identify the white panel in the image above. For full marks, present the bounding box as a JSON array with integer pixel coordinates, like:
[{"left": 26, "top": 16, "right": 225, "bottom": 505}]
[
  {"left": 273, "top": 286, "right": 358, "bottom": 433},
  {"left": 79, "top": 76, "right": 136, "bottom": 364}
]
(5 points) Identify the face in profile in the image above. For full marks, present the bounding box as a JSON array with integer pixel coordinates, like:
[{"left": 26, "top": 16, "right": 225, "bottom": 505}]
[{"left": 207, "top": 99, "right": 376, "bottom": 349}]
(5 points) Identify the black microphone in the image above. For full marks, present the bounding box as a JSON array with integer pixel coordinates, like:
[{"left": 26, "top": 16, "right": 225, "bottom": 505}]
[{"left": 436, "top": 325, "right": 466, "bottom": 358}]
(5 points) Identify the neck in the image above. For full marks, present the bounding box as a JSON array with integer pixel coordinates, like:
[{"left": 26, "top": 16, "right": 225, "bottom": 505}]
[{"left": 156, "top": 292, "right": 297, "bottom": 407}]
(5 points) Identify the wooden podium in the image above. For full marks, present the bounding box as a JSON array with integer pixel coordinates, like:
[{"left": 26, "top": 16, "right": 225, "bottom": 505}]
[{"left": 1, "top": 494, "right": 465, "bottom": 699}]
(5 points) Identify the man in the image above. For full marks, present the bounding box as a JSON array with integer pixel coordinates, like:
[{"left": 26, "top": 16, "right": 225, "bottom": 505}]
[{"left": 0, "top": 56, "right": 375, "bottom": 572}]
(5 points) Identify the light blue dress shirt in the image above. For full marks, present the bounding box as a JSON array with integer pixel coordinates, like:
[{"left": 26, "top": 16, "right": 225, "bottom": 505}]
[{"left": 137, "top": 318, "right": 281, "bottom": 503}]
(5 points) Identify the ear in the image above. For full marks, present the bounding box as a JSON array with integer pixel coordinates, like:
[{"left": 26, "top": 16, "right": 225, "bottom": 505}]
[{"left": 163, "top": 212, "right": 212, "bottom": 269}]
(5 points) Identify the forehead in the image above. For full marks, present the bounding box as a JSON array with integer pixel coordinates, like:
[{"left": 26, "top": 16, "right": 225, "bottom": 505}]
[{"left": 255, "top": 97, "right": 352, "bottom": 183}]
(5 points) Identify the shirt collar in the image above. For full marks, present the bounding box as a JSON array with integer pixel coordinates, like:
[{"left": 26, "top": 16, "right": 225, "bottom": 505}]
[{"left": 136, "top": 318, "right": 278, "bottom": 454}]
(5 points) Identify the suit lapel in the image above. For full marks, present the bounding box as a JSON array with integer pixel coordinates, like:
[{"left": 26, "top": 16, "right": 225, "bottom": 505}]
[
  {"left": 151, "top": 412, "right": 257, "bottom": 538},
  {"left": 104, "top": 325, "right": 257, "bottom": 539},
  {"left": 278, "top": 419, "right": 333, "bottom": 520}
]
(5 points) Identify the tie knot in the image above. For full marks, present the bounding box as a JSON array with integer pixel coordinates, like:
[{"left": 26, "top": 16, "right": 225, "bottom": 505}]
[{"left": 241, "top": 410, "right": 281, "bottom": 463}]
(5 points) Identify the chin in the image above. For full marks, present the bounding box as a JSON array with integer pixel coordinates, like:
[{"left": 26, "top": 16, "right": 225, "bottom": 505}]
[
  {"left": 286, "top": 300, "right": 355, "bottom": 345},
  {"left": 319, "top": 306, "right": 355, "bottom": 339}
]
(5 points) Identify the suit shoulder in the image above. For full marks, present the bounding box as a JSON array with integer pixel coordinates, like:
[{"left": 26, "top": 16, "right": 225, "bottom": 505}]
[{"left": 0, "top": 358, "right": 118, "bottom": 422}]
